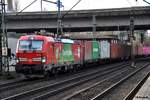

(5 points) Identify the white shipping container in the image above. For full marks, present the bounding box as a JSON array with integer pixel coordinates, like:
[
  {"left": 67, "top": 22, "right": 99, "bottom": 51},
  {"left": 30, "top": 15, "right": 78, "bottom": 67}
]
[{"left": 100, "top": 40, "right": 110, "bottom": 59}]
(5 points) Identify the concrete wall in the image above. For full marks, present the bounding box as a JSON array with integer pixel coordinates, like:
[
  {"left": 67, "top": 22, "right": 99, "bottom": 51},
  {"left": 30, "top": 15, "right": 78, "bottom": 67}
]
[{"left": 8, "top": 37, "right": 18, "bottom": 54}]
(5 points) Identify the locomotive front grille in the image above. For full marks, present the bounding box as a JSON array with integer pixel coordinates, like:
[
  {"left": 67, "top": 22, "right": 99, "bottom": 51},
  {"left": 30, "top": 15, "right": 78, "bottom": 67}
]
[
  {"left": 19, "top": 57, "right": 42, "bottom": 62},
  {"left": 32, "top": 57, "right": 42, "bottom": 61},
  {"left": 19, "top": 58, "right": 28, "bottom": 61}
]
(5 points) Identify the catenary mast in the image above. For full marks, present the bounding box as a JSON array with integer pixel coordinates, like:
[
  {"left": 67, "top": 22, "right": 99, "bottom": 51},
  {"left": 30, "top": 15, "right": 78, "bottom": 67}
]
[{"left": 0, "top": 0, "right": 9, "bottom": 75}]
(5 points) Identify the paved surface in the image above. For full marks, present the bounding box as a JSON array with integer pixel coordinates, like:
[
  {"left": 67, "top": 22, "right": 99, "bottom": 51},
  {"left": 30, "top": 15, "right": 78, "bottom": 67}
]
[
  {"left": 6, "top": 66, "right": 15, "bottom": 72},
  {"left": 133, "top": 76, "right": 150, "bottom": 100}
]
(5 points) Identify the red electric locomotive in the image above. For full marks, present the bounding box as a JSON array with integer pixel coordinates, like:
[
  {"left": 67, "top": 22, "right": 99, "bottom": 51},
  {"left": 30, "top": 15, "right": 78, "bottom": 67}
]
[
  {"left": 16, "top": 35, "right": 54, "bottom": 77},
  {"left": 15, "top": 35, "right": 83, "bottom": 77}
]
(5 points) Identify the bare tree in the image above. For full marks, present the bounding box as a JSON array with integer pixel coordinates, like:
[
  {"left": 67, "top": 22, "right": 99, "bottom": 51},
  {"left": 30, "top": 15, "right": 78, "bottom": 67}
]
[{"left": 14, "top": 0, "right": 20, "bottom": 12}]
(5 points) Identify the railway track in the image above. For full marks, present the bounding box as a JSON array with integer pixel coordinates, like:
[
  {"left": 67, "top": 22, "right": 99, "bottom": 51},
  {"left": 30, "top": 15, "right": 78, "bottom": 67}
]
[
  {"left": 33, "top": 65, "right": 130, "bottom": 100},
  {"left": 0, "top": 78, "right": 45, "bottom": 92},
  {"left": 0, "top": 63, "right": 124, "bottom": 99},
  {"left": 47, "top": 61, "right": 148, "bottom": 100},
  {"left": 124, "top": 71, "right": 150, "bottom": 100},
  {"left": 90, "top": 62, "right": 150, "bottom": 100},
  {"left": 0, "top": 79, "right": 25, "bottom": 90},
  {"left": 2, "top": 63, "right": 129, "bottom": 100}
]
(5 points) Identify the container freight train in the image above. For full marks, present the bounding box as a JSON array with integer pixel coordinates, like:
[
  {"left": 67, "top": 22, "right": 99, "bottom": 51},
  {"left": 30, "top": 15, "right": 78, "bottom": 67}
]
[
  {"left": 142, "top": 45, "right": 150, "bottom": 56},
  {"left": 16, "top": 35, "right": 133, "bottom": 77}
]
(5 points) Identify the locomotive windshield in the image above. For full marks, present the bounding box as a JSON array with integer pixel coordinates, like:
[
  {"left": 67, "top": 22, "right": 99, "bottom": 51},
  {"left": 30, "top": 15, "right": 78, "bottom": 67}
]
[{"left": 18, "top": 40, "right": 43, "bottom": 51}]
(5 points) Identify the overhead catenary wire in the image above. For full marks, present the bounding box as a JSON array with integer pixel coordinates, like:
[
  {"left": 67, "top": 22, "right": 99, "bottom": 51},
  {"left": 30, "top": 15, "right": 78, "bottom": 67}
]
[
  {"left": 136, "top": 0, "right": 150, "bottom": 5},
  {"left": 143, "top": 0, "right": 150, "bottom": 4},
  {"left": 14, "top": 0, "right": 82, "bottom": 35},
  {"left": 15, "top": 0, "right": 82, "bottom": 20},
  {"left": 59, "top": 0, "right": 82, "bottom": 34},
  {"left": 61, "top": 0, "right": 82, "bottom": 20},
  {"left": 16, "top": 0, "right": 38, "bottom": 15}
]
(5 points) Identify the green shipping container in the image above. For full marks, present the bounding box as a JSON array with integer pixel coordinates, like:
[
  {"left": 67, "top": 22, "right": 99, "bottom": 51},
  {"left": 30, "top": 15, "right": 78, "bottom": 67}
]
[
  {"left": 92, "top": 41, "right": 100, "bottom": 59},
  {"left": 59, "top": 44, "right": 74, "bottom": 63}
]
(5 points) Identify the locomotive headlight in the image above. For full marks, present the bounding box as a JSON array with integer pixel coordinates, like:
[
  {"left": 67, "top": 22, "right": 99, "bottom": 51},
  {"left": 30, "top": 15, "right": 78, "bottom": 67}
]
[
  {"left": 16, "top": 58, "right": 19, "bottom": 63},
  {"left": 42, "top": 57, "right": 46, "bottom": 63}
]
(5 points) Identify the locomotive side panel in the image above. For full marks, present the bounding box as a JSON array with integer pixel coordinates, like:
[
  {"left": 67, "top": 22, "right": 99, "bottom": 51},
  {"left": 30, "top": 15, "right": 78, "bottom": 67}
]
[
  {"left": 61, "top": 43, "right": 74, "bottom": 64},
  {"left": 72, "top": 43, "right": 82, "bottom": 64},
  {"left": 53, "top": 42, "right": 63, "bottom": 65}
]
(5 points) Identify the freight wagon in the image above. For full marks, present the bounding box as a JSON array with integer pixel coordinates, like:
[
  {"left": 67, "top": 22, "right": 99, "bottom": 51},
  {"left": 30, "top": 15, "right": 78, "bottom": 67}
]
[
  {"left": 142, "top": 45, "right": 150, "bottom": 56},
  {"left": 15, "top": 35, "right": 132, "bottom": 78}
]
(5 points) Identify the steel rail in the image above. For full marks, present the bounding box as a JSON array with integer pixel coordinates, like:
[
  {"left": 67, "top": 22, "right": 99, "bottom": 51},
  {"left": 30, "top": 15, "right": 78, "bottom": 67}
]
[
  {"left": 0, "top": 79, "right": 24, "bottom": 89},
  {"left": 0, "top": 78, "right": 45, "bottom": 92},
  {"left": 123, "top": 71, "right": 150, "bottom": 100},
  {"left": 37, "top": 65, "right": 130, "bottom": 100},
  {"left": 2, "top": 63, "right": 129, "bottom": 100},
  {"left": 90, "top": 63, "right": 150, "bottom": 100}
]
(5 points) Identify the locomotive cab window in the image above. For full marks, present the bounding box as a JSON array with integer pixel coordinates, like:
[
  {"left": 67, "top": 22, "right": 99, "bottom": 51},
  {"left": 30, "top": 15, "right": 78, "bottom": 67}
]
[{"left": 18, "top": 40, "right": 43, "bottom": 51}]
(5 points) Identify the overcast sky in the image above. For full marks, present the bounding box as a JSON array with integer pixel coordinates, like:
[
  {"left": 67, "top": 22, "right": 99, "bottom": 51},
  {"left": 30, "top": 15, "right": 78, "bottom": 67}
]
[{"left": 18, "top": 0, "right": 149, "bottom": 12}]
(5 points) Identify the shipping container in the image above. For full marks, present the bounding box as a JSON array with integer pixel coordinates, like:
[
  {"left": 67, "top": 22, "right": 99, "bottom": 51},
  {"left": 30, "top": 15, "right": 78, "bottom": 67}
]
[
  {"left": 138, "top": 44, "right": 143, "bottom": 55},
  {"left": 133, "top": 44, "right": 138, "bottom": 56},
  {"left": 117, "top": 43, "right": 121, "bottom": 58},
  {"left": 100, "top": 40, "right": 110, "bottom": 59},
  {"left": 110, "top": 40, "right": 118, "bottom": 59},
  {"left": 80, "top": 41, "right": 84, "bottom": 64},
  {"left": 92, "top": 41, "right": 100, "bottom": 60},
  {"left": 84, "top": 41, "right": 92, "bottom": 61},
  {"left": 122, "top": 44, "right": 130, "bottom": 59},
  {"left": 121, "top": 44, "right": 124, "bottom": 58},
  {"left": 119, "top": 43, "right": 125, "bottom": 59},
  {"left": 142, "top": 46, "right": 150, "bottom": 55}
]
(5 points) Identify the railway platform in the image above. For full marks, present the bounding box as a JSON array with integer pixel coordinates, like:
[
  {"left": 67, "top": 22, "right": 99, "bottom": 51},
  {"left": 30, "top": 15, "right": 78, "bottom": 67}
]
[{"left": 133, "top": 76, "right": 150, "bottom": 100}]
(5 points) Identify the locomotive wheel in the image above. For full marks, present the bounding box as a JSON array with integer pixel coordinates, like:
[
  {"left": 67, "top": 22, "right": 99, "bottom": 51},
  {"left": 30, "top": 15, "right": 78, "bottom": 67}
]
[
  {"left": 51, "top": 68, "right": 58, "bottom": 77},
  {"left": 69, "top": 65, "right": 73, "bottom": 73},
  {"left": 62, "top": 66, "right": 67, "bottom": 73},
  {"left": 73, "top": 66, "right": 76, "bottom": 72},
  {"left": 24, "top": 75, "right": 31, "bottom": 79},
  {"left": 44, "top": 71, "right": 50, "bottom": 79},
  {"left": 77, "top": 64, "right": 81, "bottom": 71}
]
